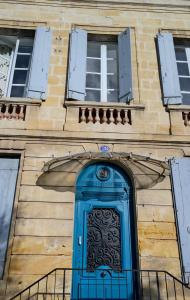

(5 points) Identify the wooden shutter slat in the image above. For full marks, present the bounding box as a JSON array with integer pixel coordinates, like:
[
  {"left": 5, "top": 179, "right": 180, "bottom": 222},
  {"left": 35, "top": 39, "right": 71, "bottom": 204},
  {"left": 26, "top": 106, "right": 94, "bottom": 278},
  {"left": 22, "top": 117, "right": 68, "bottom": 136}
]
[
  {"left": 171, "top": 158, "right": 190, "bottom": 283},
  {"left": 0, "top": 158, "right": 19, "bottom": 278},
  {"left": 26, "top": 27, "right": 52, "bottom": 100},
  {"left": 67, "top": 28, "right": 87, "bottom": 101},
  {"left": 118, "top": 28, "right": 133, "bottom": 103},
  {"left": 157, "top": 32, "right": 182, "bottom": 105}
]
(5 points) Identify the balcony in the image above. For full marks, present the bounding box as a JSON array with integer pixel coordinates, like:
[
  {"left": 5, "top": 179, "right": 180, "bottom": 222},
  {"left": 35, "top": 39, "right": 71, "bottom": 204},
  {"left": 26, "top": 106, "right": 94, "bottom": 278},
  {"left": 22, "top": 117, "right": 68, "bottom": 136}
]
[
  {"left": 10, "top": 268, "right": 190, "bottom": 300},
  {"left": 0, "top": 101, "right": 26, "bottom": 120},
  {"left": 64, "top": 101, "right": 145, "bottom": 133},
  {"left": 0, "top": 98, "right": 41, "bottom": 130},
  {"left": 167, "top": 105, "right": 190, "bottom": 135}
]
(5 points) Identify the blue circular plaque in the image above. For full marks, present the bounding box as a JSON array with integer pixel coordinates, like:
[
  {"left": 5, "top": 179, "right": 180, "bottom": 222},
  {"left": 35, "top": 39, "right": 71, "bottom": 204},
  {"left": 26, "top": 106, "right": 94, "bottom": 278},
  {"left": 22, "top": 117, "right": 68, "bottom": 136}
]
[{"left": 100, "top": 145, "right": 110, "bottom": 152}]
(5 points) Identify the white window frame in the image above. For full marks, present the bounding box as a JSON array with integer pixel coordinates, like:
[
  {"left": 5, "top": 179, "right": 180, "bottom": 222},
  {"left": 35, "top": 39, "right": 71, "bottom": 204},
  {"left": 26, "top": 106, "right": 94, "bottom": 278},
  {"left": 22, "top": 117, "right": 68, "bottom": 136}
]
[
  {"left": 100, "top": 44, "right": 107, "bottom": 102},
  {"left": 86, "top": 41, "right": 118, "bottom": 103},
  {"left": 175, "top": 44, "right": 190, "bottom": 101},
  {"left": 0, "top": 33, "right": 33, "bottom": 98},
  {"left": 6, "top": 39, "right": 19, "bottom": 97}
]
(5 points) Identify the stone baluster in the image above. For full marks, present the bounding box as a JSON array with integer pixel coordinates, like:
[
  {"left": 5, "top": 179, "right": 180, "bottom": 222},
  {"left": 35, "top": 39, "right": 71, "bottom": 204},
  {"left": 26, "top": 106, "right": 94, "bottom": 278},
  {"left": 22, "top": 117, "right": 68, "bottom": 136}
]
[
  {"left": 12, "top": 104, "right": 17, "bottom": 119},
  {"left": 117, "top": 109, "right": 122, "bottom": 124},
  {"left": 183, "top": 112, "right": 188, "bottom": 126},
  {"left": 4, "top": 104, "right": 8, "bottom": 119},
  {"left": 80, "top": 107, "right": 86, "bottom": 123},
  {"left": 109, "top": 108, "right": 114, "bottom": 123},
  {"left": 123, "top": 109, "right": 129, "bottom": 124},
  {"left": 19, "top": 105, "right": 25, "bottom": 120},
  {"left": 101, "top": 108, "right": 106, "bottom": 123},
  {"left": 0, "top": 104, "right": 3, "bottom": 119},
  {"left": 93, "top": 109, "right": 97, "bottom": 123},
  {"left": 88, "top": 107, "right": 93, "bottom": 123}
]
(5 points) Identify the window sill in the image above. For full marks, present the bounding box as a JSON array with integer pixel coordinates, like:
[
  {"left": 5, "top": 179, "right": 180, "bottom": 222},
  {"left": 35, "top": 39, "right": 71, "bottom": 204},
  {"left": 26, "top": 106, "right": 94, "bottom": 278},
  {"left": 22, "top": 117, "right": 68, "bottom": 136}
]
[
  {"left": 0, "top": 97, "right": 42, "bottom": 106},
  {"left": 65, "top": 100, "right": 145, "bottom": 110},
  {"left": 166, "top": 104, "right": 190, "bottom": 112}
]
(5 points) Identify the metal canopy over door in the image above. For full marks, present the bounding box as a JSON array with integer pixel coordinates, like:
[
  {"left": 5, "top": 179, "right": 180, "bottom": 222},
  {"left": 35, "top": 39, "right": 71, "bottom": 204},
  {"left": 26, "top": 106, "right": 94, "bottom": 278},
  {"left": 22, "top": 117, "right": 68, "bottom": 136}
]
[{"left": 72, "top": 162, "right": 135, "bottom": 300}]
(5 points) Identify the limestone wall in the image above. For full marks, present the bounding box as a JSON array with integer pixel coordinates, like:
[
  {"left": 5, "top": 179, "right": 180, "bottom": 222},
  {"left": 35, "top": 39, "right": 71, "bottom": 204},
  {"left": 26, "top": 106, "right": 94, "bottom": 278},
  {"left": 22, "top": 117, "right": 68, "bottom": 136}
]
[
  {"left": 0, "top": 0, "right": 190, "bottom": 298},
  {"left": 0, "top": 139, "right": 187, "bottom": 298}
]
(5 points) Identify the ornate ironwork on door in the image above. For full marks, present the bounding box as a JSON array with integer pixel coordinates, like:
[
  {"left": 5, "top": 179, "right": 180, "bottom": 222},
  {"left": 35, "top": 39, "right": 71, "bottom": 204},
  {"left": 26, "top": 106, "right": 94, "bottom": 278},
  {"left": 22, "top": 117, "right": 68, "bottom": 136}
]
[{"left": 87, "top": 208, "right": 121, "bottom": 272}]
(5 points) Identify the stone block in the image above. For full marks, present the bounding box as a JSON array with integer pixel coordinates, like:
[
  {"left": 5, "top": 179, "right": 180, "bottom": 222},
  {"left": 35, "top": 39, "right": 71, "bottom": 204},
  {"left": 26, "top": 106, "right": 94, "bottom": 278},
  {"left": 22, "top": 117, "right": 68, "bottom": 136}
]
[
  {"left": 140, "top": 257, "right": 181, "bottom": 277},
  {"left": 19, "top": 186, "right": 75, "bottom": 203},
  {"left": 17, "top": 202, "right": 74, "bottom": 219},
  {"left": 139, "top": 239, "right": 179, "bottom": 258},
  {"left": 9, "top": 255, "right": 72, "bottom": 275},
  {"left": 15, "top": 219, "right": 73, "bottom": 237},
  {"left": 137, "top": 189, "right": 173, "bottom": 205},
  {"left": 12, "top": 236, "right": 72, "bottom": 255},
  {"left": 138, "top": 222, "right": 177, "bottom": 240},
  {"left": 25, "top": 144, "right": 84, "bottom": 158},
  {"left": 137, "top": 205, "right": 175, "bottom": 222}
]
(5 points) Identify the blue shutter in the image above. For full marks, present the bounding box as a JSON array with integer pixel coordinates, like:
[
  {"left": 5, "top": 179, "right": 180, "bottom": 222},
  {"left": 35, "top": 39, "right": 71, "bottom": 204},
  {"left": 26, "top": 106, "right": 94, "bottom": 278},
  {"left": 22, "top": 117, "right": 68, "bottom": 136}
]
[
  {"left": 157, "top": 33, "right": 182, "bottom": 105},
  {"left": 0, "top": 158, "right": 19, "bottom": 278},
  {"left": 26, "top": 27, "right": 52, "bottom": 100},
  {"left": 170, "top": 158, "right": 190, "bottom": 283},
  {"left": 67, "top": 29, "right": 87, "bottom": 101},
  {"left": 118, "top": 28, "right": 133, "bottom": 103}
]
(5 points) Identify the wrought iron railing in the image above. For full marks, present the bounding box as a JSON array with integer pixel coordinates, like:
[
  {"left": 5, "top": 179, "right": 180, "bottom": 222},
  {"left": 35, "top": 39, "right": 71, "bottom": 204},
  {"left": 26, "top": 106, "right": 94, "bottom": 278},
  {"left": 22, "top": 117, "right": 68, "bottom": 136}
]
[{"left": 10, "top": 268, "right": 190, "bottom": 300}]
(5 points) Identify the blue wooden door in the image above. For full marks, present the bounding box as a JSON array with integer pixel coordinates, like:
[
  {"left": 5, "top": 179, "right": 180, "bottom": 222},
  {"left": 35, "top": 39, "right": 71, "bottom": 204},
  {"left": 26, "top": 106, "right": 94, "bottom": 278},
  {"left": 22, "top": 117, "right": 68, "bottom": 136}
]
[{"left": 72, "top": 162, "right": 134, "bottom": 300}]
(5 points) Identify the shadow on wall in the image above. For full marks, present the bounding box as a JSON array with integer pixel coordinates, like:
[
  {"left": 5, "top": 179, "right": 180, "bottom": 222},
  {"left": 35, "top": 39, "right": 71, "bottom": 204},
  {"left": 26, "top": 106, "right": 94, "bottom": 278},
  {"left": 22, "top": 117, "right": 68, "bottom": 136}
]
[{"left": 36, "top": 158, "right": 85, "bottom": 192}]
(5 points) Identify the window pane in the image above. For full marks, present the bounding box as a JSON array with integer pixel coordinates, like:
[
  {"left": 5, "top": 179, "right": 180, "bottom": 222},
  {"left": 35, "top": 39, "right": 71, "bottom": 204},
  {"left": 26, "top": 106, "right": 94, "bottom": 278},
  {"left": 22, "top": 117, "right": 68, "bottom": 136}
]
[
  {"left": 85, "top": 89, "right": 100, "bottom": 101},
  {"left": 107, "top": 43, "right": 117, "bottom": 59},
  {"left": 15, "top": 54, "right": 30, "bottom": 68},
  {"left": 10, "top": 86, "right": 25, "bottom": 97},
  {"left": 87, "top": 58, "right": 100, "bottom": 73},
  {"left": 86, "top": 73, "right": 100, "bottom": 88},
  {"left": 107, "top": 59, "right": 117, "bottom": 73},
  {"left": 87, "top": 42, "right": 100, "bottom": 58},
  {"left": 179, "top": 77, "right": 190, "bottom": 92},
  {"left": 177, "top": 62, "right": 189, "bottom": 76},
  {"left": 18, "top": 45, "right": 33, "bottom": 53},
  {"left": 175, "top": 48, "right": 187, "bottom": 61},
  {"left": 107, "top": 90, "right": 118, "bottom": 102},
  {"left": 12, "top": 70, "right": 28, "bottom": 84},
  {"left": 182, "top": 93, "right": 190, "bottom": 105},
  {"left": 107, "top": 74, "right": 118, "bottom": 89}
]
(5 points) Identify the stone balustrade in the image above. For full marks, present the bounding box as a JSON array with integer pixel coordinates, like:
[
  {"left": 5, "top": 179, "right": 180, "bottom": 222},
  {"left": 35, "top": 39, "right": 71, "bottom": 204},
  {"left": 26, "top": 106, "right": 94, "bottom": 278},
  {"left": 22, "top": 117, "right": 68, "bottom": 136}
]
[
  {"left": 0, "top": 102, "right": 26, "bottom": 120},
  {"left": 79, "top": 107, "right": 132, "bottom": 125}
]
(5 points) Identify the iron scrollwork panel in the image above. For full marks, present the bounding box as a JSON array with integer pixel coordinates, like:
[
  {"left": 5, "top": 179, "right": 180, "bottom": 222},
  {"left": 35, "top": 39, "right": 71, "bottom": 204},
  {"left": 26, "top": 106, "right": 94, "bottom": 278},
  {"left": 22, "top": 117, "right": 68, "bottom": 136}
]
[{"left": 87, "top": 208, "right": 121, "bottom": 272}]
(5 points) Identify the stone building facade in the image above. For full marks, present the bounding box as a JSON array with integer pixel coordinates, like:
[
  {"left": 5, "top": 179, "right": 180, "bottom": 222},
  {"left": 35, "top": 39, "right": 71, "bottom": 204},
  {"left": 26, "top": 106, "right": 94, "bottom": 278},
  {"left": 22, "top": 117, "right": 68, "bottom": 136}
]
[{"left": 0, "top": 0, "right": 190, "bottom": 299}]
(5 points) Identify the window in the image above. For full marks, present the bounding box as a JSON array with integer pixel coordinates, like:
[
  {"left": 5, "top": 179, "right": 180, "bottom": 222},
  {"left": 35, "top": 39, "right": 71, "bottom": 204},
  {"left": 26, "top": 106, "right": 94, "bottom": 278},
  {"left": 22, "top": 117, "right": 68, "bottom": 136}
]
[
  {"left": 0, "top": 29, "right": 34, "bottom": 98},
  {"left": 175, "top": 39, "right": 190, "bottom": 105},
  {"left": 157, "top": 32, "right": 190, "bottom": 106},
  {"left": 0, "top": 157, "right": 19, "bottom": 278},
  {"left": 67, "top": 28, "right": 133, "bottom": 103},
  {"left": 0, "top": 27, "right": 52, "bottom": 100},
  {"left": 86, "top": 36, "right": 118, "bottom": 102}
]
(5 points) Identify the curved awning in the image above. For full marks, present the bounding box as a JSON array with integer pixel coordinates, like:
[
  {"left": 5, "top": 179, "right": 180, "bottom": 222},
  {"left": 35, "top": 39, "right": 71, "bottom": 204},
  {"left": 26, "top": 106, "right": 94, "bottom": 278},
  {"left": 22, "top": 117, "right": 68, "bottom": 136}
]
[{"left": 37, "top": 152, "right": 169, "bottom": 190}]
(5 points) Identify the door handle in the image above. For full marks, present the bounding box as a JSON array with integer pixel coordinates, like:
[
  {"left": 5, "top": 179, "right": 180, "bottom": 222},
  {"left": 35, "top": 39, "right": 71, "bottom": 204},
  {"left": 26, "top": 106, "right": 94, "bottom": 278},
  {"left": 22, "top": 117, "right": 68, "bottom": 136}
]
[{"left": 78, "top": 236, "right": 82, "bottom": 245}]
